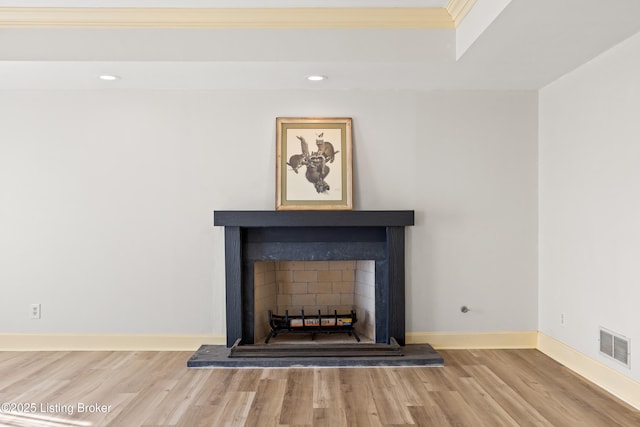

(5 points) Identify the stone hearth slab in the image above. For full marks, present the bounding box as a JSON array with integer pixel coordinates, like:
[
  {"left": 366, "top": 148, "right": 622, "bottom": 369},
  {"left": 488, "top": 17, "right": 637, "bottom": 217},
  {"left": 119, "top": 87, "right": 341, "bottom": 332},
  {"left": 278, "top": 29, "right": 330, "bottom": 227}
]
[{"left": 187, "top": 343, "right": 444, "bottom": 368}]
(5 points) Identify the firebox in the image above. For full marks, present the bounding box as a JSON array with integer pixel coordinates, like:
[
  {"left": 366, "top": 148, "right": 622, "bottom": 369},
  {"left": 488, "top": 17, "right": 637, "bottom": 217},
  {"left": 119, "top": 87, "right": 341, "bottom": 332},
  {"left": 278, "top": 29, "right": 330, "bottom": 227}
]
[
  {"left": 214, "top": 210, "right": 414, "bottom": 347},
  {"left": 253, "top": 260, "right": 376, "bottom": 344}
]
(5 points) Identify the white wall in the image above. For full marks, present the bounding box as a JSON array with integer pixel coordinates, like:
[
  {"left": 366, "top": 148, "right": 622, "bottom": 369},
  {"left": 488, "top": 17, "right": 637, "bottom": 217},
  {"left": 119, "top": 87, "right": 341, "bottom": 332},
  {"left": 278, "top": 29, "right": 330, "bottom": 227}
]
[
  {"left": 0, "top": 89, "right": 538, "bottom": 336},
  {"left": 539, "top": 31, "right": 640, "bottom": 382},
  {"left": 412, "top": 91, "right": 538, "bottom": 332}
]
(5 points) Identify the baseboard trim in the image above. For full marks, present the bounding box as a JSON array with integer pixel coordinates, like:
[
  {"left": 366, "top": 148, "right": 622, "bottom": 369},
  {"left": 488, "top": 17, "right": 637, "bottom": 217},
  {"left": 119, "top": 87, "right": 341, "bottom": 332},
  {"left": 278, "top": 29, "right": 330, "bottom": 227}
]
[
  {"left": 406, "top": 330, "right": 538, "bottom": 349},
  {"left": 0, "top": 334, "right": 225, "bottom": 351},
  {"left": 537, "top": 332, "right": 640, "bottom": 410},
  {"left": 2, "top": 332, "right": 537, "bottom": 351}
]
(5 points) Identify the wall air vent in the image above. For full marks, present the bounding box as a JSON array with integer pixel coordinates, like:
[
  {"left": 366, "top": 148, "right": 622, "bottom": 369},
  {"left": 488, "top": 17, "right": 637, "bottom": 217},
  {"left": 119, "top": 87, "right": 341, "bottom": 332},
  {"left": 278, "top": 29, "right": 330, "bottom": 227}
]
[{"left": 599, "top": 327, "right": 630, "bottom": 368}]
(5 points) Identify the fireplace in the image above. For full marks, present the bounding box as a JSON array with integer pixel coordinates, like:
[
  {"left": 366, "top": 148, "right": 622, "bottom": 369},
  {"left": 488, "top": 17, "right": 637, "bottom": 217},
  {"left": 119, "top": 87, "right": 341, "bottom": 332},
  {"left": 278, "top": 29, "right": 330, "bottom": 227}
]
[{"left": 214, "top": 210, "right": 414, "bottom": 348}]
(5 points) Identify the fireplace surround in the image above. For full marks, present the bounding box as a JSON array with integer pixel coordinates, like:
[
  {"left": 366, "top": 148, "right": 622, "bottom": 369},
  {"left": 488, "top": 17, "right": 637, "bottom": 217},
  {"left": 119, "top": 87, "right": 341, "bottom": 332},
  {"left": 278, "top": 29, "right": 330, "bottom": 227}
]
[{"left": 214, "top": 210, "right": 414, "bottom": 348}]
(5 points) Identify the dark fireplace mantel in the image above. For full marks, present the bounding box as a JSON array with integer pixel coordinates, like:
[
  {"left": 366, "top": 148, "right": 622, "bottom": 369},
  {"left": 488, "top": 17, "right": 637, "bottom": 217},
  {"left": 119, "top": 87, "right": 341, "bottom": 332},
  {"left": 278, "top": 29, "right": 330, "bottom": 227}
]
[
  {"left": 214, "top": 210, "right": 414, "bottom": 347},
  {"left": 214, "top": 210, "right": 414, "bottom": 228}
]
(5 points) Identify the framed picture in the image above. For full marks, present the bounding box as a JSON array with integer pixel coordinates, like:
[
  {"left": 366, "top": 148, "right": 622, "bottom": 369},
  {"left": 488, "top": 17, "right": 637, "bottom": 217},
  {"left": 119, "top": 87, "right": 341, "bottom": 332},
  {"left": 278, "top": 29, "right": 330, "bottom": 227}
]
[{"left": 276, "top": 117, "right": 353, "bottom": 210}]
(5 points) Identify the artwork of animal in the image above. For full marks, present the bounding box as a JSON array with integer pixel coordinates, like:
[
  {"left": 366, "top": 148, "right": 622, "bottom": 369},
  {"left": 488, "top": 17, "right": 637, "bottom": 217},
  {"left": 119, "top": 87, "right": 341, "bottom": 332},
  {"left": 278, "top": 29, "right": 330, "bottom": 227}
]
[
  {"left": 315, "top": 137, "right": 339, "bottom": 163},
  {"left": 287, "top": 154, "right": 305, "bottom": 173},
  {"left": 289, "top": 134, "right": 333, "bottom": 193},
  {"left": 296, "top": 135, "right": 310, "bottom": 157},
  {"left": 305, "top": 153, "right": 330, "bottom": 193}
]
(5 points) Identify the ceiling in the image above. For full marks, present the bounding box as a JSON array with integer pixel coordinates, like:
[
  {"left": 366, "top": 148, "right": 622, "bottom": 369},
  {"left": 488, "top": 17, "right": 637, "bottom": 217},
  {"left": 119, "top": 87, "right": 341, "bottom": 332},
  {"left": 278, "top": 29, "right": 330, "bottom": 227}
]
[{"left": 1, "top": 0, "right": 640, "bottom": 91}]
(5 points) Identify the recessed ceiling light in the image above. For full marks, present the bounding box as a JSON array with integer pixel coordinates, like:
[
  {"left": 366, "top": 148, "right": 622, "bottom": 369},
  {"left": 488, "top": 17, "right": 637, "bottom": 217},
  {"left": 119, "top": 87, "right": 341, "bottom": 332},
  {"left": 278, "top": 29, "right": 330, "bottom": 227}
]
[
  {"left": 307, "top": 75, "right": 327, "bottom": 81},
  {"left": 99, "top": 75, "right": 120, "bottom": 81}
]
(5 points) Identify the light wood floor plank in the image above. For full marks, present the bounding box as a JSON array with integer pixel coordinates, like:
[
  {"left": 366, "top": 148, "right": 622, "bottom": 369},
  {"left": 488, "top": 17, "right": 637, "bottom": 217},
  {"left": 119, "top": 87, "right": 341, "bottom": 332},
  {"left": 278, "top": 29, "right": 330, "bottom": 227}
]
[
  {"left": 477, "top": 350, "right": 605, "bottom": 425},
  {"left": 338, "top": 368, "right": 384, "bottom": 427},
  {"left": 0, "top": 349, "right": 638, "bottom": 426},
  {"left": 312, "top": 368, "right": 343, "bottom": 410},
  {"left": 461, "top": 364, "right": 553, "bottom": 426},
  {"left": 216, "top": 391, "right": 256, "bottom": 427},
  {"left": 143, "top": 367, "right": 213, "bottom": 425},
  {"left": 312, "top": 407, "right": 347, "bottom": 427},
  {"left": 367, "top": 368, "right": 415, "bottom": 425},
  {"left": 279, "top": 369, "right": 313, "bottom": 425},
  {"left": 244, "top": 378, "right": 287, "bottom": 427}
]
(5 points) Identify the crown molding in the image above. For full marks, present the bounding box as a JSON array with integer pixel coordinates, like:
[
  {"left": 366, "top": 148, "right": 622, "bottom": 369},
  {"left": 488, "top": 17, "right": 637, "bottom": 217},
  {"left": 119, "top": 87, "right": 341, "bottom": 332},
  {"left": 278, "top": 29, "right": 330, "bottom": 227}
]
[
  {"left": 0, "top": 7, "right": 457, "bottom": 29},
  {"left": 446, "top": 0, "right": 476, "bottom": 26}
]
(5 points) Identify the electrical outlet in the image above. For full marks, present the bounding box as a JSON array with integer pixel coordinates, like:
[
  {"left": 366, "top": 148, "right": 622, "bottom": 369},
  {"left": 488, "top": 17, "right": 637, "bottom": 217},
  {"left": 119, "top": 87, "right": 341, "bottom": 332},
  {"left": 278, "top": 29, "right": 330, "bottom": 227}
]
[
  {"left": 30, "top": 303, "right": 41, "bottom": 319},
  {"left": 560, "top": 312, "right": 566, "bottom": 326}
]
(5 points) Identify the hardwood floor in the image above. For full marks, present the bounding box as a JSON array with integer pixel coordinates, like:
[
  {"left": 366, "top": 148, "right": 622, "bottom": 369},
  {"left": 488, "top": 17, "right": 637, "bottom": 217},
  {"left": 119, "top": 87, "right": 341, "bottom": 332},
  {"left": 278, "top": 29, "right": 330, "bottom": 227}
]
[{"left": 0, "top": 349, "right": 638, "bottom": 426}]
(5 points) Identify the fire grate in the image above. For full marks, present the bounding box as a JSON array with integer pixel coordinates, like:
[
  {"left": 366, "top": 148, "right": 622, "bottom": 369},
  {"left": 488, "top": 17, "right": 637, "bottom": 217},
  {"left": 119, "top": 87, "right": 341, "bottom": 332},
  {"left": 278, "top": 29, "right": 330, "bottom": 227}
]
[{"left": 265, "top": 309, "right": 360, "bottom": 343}]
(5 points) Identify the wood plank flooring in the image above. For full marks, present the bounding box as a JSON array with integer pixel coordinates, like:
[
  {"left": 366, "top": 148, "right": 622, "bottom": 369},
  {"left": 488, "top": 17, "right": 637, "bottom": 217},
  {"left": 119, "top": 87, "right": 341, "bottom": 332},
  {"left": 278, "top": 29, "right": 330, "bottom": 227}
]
[{"left": 0, "top": 349, "right": 638, "bottom": 426}]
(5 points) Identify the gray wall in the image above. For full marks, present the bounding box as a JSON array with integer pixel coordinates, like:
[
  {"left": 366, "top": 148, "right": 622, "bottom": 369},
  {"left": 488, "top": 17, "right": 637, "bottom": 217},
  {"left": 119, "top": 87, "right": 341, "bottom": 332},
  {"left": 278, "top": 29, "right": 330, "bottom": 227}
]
[
  {"left": 540, "top": 30, "right": 640, "bottom": 382},
  {"left": 0, "top": 89, "right": 538, "bottom": 335}
]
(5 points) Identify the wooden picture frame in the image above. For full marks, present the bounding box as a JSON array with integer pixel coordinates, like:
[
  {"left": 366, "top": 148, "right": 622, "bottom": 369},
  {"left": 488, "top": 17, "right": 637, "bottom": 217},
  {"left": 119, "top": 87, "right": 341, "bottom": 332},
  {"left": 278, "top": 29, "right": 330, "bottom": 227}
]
[{"left": 276, "top": 117, "right": 353, "bottom": 210}]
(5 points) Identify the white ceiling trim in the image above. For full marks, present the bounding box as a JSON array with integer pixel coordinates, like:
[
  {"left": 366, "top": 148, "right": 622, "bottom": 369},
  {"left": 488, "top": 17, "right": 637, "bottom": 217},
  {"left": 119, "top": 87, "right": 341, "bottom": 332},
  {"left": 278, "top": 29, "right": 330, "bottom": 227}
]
[
  {"left": 0, "top": 1, "right": 449, "bottom": 7},
  {"left": 0, "top": 6, "right": 461, "bottom": 29},
  {"left": 447, "top": 0, "right": 476, "bottom": 27}
]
